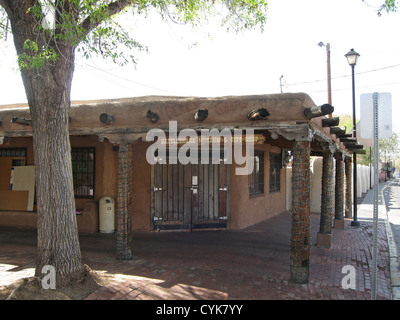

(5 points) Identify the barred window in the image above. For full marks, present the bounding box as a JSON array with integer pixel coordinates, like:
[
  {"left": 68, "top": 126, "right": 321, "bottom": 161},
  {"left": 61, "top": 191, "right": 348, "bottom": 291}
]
[
  {"left": 0, "top": 148, "right": 26, "bottom": 157},
  {"left": 249, "top": 150, "right": 264, "bottom": 196},
  {"left": 269, "top": 152, "right": 282, "bottom": 193},
  {"left": 0, "top": 148, "right": 27, "bottom": 166},
  {"left": 71, "top": 148, "right": 95, "bottom": 199}
]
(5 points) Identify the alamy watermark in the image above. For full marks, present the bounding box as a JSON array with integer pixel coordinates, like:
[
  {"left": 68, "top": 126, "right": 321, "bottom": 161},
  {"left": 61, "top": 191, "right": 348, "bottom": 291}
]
[
  {"left": 341, "top": 265, "right": 356, "bottom": 290},
  {"left": 145, "top": 121, "right": 256, "bottom": 175},
  {"left": 41, "top": 265, "right": 56, "bottom": 289}
]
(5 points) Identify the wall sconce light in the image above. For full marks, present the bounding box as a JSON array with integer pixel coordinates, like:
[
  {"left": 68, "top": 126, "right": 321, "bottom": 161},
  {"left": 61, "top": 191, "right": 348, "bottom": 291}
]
[
  {"left": 146, "top": 110, "right": 159, "bottom": 123},
  {"left": 99, "top": 113, "right": 115, "bottom": 124},
  {"left": 247, "top": 108, "right": 270, "bottom": 121},
  {"left": 194, "top": 109, "right": 208, "bottom": 121}
]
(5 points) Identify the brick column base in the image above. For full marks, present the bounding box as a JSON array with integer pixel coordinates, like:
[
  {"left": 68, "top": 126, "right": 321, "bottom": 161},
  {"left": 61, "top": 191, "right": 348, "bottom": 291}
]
[{"left": 317, "top": 233, "right": 332, "bottom": 248}]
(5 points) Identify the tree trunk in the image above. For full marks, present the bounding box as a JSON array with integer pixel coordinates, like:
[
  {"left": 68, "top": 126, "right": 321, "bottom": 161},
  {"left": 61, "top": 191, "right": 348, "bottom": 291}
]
[
  {"left": 29, "top": 74, "right": 85, "bottom": 288},
  {"left": 4, "top": 1, "right": 85, "bottom": 287}
]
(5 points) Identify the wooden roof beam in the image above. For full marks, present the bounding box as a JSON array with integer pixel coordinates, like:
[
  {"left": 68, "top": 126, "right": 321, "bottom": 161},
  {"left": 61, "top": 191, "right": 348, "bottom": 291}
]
[{"left": 304, "top": 104, "right": 334, "bottom": 119}]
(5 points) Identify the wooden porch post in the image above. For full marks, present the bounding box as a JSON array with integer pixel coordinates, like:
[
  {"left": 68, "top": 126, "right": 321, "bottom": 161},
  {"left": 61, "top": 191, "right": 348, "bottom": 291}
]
[
  {"left": 317, "top": 151, "right": 334, "bottom": 247},
  {"left": 334, "top": 154, "right": 345, "bottom": 228},
  {"left": 345, "top": 157, "right": 353, "bottom": 219},
  {"left": 290, "top": 139, "right": 311, "bottom": 284},
  {"left": 116, "top": 143, "right": 133, "bottom": 260}
]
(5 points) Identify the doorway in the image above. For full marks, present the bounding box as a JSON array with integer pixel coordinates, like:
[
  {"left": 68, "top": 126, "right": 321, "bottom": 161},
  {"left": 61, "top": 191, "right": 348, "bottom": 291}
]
[{"left": 151, "top": 157, "right": 228, "bottom": 231}]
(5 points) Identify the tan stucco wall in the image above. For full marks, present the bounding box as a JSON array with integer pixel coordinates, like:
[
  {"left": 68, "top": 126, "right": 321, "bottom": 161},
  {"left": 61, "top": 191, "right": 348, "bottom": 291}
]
[
  {"left": 0, "top": 137, "right": 286, "bottom": 233},
  {"left": 228, "top": 144, "right": 287, "bottom": 230},
  {"left": 0, "top": 136, "right": 118, "bottom": 233}
]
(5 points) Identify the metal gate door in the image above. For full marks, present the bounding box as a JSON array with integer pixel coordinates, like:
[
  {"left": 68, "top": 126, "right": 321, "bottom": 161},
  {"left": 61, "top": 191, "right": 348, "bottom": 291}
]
[{"left": 151, "top": 159, "right": 228, "bottom": 231}]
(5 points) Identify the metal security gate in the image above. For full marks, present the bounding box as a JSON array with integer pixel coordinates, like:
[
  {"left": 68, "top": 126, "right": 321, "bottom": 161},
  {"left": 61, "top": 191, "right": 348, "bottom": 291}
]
[{"left": 151, "top": 158, "right": 228, "bottom": 231}]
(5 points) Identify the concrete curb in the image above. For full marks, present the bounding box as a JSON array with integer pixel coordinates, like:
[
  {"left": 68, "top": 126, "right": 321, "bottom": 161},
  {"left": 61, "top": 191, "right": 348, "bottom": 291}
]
[{"left": 381, "top": 181, "right": 400, "bottom": 300}]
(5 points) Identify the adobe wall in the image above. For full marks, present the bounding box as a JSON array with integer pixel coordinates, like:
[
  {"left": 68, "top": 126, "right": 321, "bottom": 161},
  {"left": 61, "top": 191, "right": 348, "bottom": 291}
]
[
  {"left": 229, "top": 144, "right": 286, "bottom": 230},
  {"left": 0, "top": 136, "right": 118, "bottom": 233}
]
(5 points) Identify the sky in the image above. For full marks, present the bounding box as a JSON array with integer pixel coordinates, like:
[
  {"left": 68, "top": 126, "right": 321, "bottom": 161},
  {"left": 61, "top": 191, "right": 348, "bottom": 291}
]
[{"left": 0, "top": 0, "right": 399, "bottom": 132}]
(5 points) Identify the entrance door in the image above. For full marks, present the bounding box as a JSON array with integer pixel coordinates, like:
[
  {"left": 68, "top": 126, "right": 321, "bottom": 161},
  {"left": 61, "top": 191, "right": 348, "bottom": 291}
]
[{"left": 151, "top": 159, "right": 228, "bottom": 231}]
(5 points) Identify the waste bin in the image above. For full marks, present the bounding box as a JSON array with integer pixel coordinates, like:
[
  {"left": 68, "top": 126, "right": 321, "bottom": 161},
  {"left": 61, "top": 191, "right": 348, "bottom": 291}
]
[{"left": 99, "top": 196, "right": 115, "bottom": 233}]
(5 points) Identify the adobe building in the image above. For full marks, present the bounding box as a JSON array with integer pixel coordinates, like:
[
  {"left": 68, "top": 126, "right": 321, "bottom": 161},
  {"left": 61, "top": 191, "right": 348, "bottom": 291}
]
[{"left": 0, "top": 93, "right": 364, "bottom": 283}]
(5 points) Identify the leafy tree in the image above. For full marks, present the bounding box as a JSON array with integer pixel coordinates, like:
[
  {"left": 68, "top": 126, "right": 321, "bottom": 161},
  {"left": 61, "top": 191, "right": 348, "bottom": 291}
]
[
  {"left": 380, "top": 132, "right": 400, "bottom": 171},
  {"left": 0, "top": 0, "right": 268, "bottom": 288},
  {"left": 380, "top": 0, "right": 398, "bottom": 12},
  {"left": 339, "top": 114, "right": 400, "bottom": 169}
]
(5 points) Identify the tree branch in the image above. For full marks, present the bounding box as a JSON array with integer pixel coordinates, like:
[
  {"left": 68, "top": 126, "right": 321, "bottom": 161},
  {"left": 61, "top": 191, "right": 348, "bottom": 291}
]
[{"left": 79, "top": 0, "right": 135, "bottom": 39}]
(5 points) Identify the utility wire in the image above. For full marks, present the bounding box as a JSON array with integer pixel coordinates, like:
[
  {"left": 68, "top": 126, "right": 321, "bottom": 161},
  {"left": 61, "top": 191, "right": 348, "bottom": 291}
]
[
  {"left": 287, "top": 63, "right": 400, "bottom": 87},
  {"left": 76, "top": 62, "right": 170, "bottom": 93}
]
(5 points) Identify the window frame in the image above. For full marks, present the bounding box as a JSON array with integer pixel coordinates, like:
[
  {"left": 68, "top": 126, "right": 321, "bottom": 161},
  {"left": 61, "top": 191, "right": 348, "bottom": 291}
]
[
  {"left": 71, "top": 147, "right": 96, "bottom": 199},
  {"left": 0, "top": 147, "right": 27, "bottom": 159},
  {"left": 269, "top": 151, "right": 282, "bottom": 193},
  {"left": 248, "top": 150, "right": 265, "bottom": 196}
]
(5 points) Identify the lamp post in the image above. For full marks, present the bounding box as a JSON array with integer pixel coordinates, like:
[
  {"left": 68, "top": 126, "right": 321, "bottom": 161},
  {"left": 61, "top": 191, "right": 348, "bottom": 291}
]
[{"left": 345, "top": 48, "right": 360, "bottom": 227}]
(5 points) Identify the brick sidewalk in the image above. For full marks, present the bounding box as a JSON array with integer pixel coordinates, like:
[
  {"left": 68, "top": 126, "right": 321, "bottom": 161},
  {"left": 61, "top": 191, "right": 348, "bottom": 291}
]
[{"left": 0, "top": 211, "right": 392, "bottom": 300}]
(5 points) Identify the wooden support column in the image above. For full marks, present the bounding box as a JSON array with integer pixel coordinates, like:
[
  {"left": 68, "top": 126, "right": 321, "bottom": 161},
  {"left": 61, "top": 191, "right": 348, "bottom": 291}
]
[
  {"left": 317, "top": 151, "right": 334, "bottom": 248},
  {"left": 290, "top": 139, "right": 311, "bottom": 284},
  {"left": 116, "top": 143, "right": 133, "bottom": 260},
  {"left": 345, "top": 157, "right": 353, "bottom": 219},
  {"left": 334, "top": 154, "right": 345, "bottom": 228}
]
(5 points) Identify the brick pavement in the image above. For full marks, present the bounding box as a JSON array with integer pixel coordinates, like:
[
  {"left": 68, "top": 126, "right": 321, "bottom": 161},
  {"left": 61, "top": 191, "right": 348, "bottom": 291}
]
[{"left": 0, "top": 208, "right": 392, "bottom": 300}]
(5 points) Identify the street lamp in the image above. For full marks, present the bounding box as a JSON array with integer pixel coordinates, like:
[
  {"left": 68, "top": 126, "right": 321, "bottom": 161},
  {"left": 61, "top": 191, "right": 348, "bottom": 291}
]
[{"left": 345, "top": 48, "right": 360, "bottom": 227}]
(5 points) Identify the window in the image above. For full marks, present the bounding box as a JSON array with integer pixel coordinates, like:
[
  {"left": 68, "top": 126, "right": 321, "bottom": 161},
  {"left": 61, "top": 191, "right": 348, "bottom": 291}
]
[
  {"left": 269, "top": 152, "right": 282, "bottom": 193},
  {"left": 249, "top": 151, "right": 264, "bottom": 196},
  {"left": 0, "top": 148, "right": 26, "bottom": 166},
  {"left": 0, "top": 148, "right": 26, "bottom": 158},
  {"left": 71, "top": 148, "right": 95, "bottom": 199}
]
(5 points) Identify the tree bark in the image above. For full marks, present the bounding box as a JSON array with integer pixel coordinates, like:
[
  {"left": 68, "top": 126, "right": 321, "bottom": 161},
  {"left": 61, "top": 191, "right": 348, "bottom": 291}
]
[
  {"left": 319, "top": 152, "right": 334, "bottom": 234},
  {"left": 335, "top": 155, "right": 345, "bottom": 221},
  {"left": 290, "top": 140, "right": 311, "bottom": 284},
  {"left": 345, "top": 158, "right": 353, "bottom": 219},
  {"left": 29, "top": 73, "right": 85, "bottom": 287},
  {"left": 4, "top": 1, "right": 84, "bottom": 287}
]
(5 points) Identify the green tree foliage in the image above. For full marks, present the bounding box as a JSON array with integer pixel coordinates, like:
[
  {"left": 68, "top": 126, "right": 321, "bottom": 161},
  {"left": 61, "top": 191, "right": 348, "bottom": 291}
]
[
  {"left": 1, "top": 0, "right": 269, "bottom": 68},
  {"left": 339, "top": 114, "right": 400, "bottom": 168},
  {"left": 380, "top": 0, "right": 398, "bottom": 12}
]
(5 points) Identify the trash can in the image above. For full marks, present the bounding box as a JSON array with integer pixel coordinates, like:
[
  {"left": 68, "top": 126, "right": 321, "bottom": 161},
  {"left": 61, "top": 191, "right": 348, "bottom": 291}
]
[{"left": 99, "top": 196, "right": 115, "bottom": 233}]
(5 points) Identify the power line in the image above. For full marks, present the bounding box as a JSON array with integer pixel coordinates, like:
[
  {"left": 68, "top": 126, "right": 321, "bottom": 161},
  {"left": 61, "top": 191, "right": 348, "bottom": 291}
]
[
  {"left": 76, "top": 62, "right": 170, "bottom": 93},
  {"left": 286, "top": 63, "right": 400, "bottom": 87},
  {"left": 306, "top": 80, "right": 400, "bottom": 94}
]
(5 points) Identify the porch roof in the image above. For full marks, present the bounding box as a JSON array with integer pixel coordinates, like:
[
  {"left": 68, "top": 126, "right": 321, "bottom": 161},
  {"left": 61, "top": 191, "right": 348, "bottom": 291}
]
[{"left": 0, "top": 93, "right": 362, "bottom": 156}]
